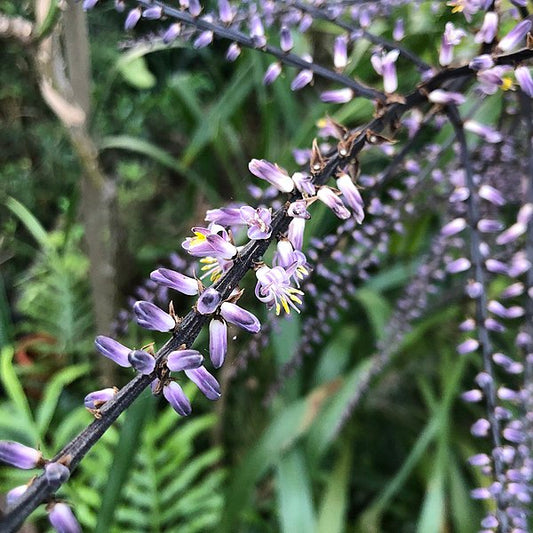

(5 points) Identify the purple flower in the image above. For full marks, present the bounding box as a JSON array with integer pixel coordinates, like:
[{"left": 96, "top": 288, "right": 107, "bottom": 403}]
[
  {"left": 185, "top": 366, "right": 221, "bottom": 400},
  {"left": 477, "top": 66, "right": 512, "bottom": 94},
  {"left": 428, "top": 90, "right": 465, "bottom": 105},
  {"left": 0, "top": 441, "right": 42, "bottom": 469},
  {"left": 320, "top": 88, "right": 354, "bottom": 104},
  {"left": 48, "top": 502, "right": 81, "bottom": 533},
  {"left": 220, "top": 301, "right": 261, "bottom": 333},
  {"left": 194, "top": 31, "right": 213, "bottom": 49},
  {"left": 6, "top": 484, "right": 27, "bottom": 506},
  {"left": 336, "top": 172, "right": 364, "bottom": 222},
  {"left": 163, "top": 23, "right": 182, "bottom": 44},
  {"left": 150, "top": 268, "right": 199, "bottom": 296},
  {"left": 440, "top": 22, "right": 465, "bottom": 66},
  {"left": 464, "top": 120, "right": 502, "bottom": 143},
  {"left": 209, "top": 318, "right": 227, "bottom": 368},
  {"left": 515, "top": 66, "right": 533, "bottom": 97},
  {"left": 471, "top": 418, "right": 490, "bottom": 437},
  {"left": 163, "top": 381, "right": 192, "bottom": 416},
  {"left": 124, "top": 8, "right": 141, "bottom": 31},
  {"left": 446, "top": 257, "right": 471, "bottom": 274},
  {"left": 475, "top": 12, "right": 498, "bottom": 44},
  {"left": 142, "top": 6, "right": 162, "bottom": 20},
  {"left": 478, "top": 219, "right": 504, "bottom": 233},
  {"left": 82, "top": 0, "right": 98, "bottom": 10},
  {"left": 188, "top": 0, "right": 202, "bottom": 17},
  {"left": 197, "top": 287, "right": 222, "bottom": 315},
  {"left": 287, "top": 200, "right": 311, "bottom": 219},
  {"left": 469, "top": 54, "right": 494, "bottom": 71},
  {"left": 498, "top": 19, "right": 531, "bottom": 52},
  {"left": 273, "top": 240, "right": 309, "bottom": 286},
  {"left": 249, "top": 14, "right": 266, "bottom": 47},
  {"left": 255, "top": 265, "right": 304, "bottom": 315},
  {"left": 333, "top": 35, "right": 348, "bottom": 70},
  {"left": 167, "top": 349, "right": 203, "bottom": 372},
  {"left": 182, "top": 225, "right": 237, "bottom": 259},
  {"left": 248, "top": 159, "right": 294, "bottom": 193},
  {"left": 371, "top": 49, "right": 399, "bottom": 93},
  {"left": 95, "top": 335, "right": 131, "bottom": 367},
  {"left": 45, "top": 462, "right": 70, "bottom": 490},
  {"left": 226, "top": 43, "right": 241, "bottom": 62},
  {"left": 263, "top": 62, "right": 282, "bottom": 85},
  {"left": 218, "top": 0, "right": 234, "bottom": 24},
  {"left": 393, "top": 18, "right": 404, "bottom": 41},
  {"left": 134, "top": 301, "right": 175, "bottom": 332},
  {"left": 479, "top": 184, "right": 505, "bottom": 206},
  {"left": 288, "top": 217, "right": 306, "bottom": 250},
  {"left": 462, "top": 389, "right": 483, "bottom": 402},
  {"left": 291, "top": 69, "right": 314, "bottom": 91},
  {"left": 84, "top": 387, "right": 117, "bottom": 410},
  {"left": 457, "top": 338, "right": 479, "bottom": 354},
  {"left": 441, "top": 218, "right": 466, "bottom": 236},
  {"left": 317, "top": 187, "right": 351, "bottom": 219},
  {"left": 280, "top": 26, "right": 293, "bottom": 52},
  {"left": 128, "top": 350, "right": 156, "bottom": 375},
  {"left": 240, "top": 206, "right": 272, "bottom": 240},
  {"left": 292, "top": 172, "right": 315, "bottom": 196}
]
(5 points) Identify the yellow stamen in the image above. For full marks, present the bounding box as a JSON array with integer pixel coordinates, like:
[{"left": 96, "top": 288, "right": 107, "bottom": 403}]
[
  {"left": 501, "top": 77, "right": 513, "bottom": 91},
  {"left": 281, "top": 298, "right": 290, "bottom": 314}
]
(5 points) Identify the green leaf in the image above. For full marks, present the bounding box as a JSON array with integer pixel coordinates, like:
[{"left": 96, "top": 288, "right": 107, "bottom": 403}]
[
  {"left": 5, "top": 196, "right": 51, "bottom": 252},
  {"left": 306, "top": 358, "right": 373, "bottom": 464},
  {"left": 354, "top": 289, "right": 391, "bottom": 341},
  {"left": 276, "top": 447, "right": 316, "bottom": 533},
  {"left": 117, "top": 55, "right": 156, "bottom": 89},
  {"left": 223, "top": 383, "right": 335, "bottom": 531},
  {"left": 0, "top": 347, "right": 38, "bottom": 444},
  {"left": 36, "top": 363, "right": 90, "bottom": 435},
  {"left": 417, "top": 460, "right": 445, "bottom": 533},
  {"left": 317, "top": 444, "right": 352, "bottom": 533}
]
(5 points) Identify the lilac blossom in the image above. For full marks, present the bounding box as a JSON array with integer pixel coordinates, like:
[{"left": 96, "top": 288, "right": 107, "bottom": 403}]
[
  {"left": 333, "top": 35, "right": 348, "bottom": 70},
  {"left": 440, "top": 22, "right": 465, "bottom": 66},
  {"left": 255, "top": 265, "right": 304, "bottom": 315},
  {"left": 48, "top": 502, "right": 81, "bottom": 533},
  {"left": 150, "top": 268, "right": 199, "bottom": 296},
  {"left": 209, "top": 318, "right": 227, "bottom": 368},
  {"left": 0, "top": 441, "right": 42, "bottom": 469},
  {"left": 317, "top": 187, "right": 351, "bottom": 219},
  {"left": 84, "top": 387, "right": 117, "bottom": 411},
  {"left": 515, "top": 66, "right": 533, "bottom": 97},
  {"left": 185, "top": 366, "right": 221, "bottom": 400},
  {"left": 182, "top": 225, "right": 237, "bottom": 259},
  {"left": 248, "top": 159, "right": 294, "bottom": 193},
  {"left": 134, "top": 301, "right": 176, "bottom": 332},
  {"left": 291, "top": 69, "right": 314, "bottom": 91},
  {"left": 475, "top": 12, "right": 498, "bottom": 44},
  {"left": 320, "top": 88, "right": 354, "bottom": 104},
  {"left": 166, "top": 349, "right": 203, "bottom": 372},
  {"left": 280, "top": 26, "right": 293, "bottom": 52},
  {"left": 263, "top": 62, "right": 282, "bottom": 85},
  {"left": 371, "top": 49, "right": 400, "bottom": 94},
  {"left": 220, "top": 301, "right": 261, "bottom": 333},
  {"left": 197, "top": 287, "right": 222, "bottom": 315},
  {"left": 226, "top": 42, "right": 241, "bottom": 61},
  {"left": 163, "top": 381, "right": 192, "bottom": 416},
  {"left": 498, "top": 19, "right": 532, "bottom": 52},
  {"left": 239, "top": 206, "right": 272, "bottom": 239},
  {"left": 94, "top": 335, "right": 131, "bottom": 367},
  {"left": 124, "top": 8, "right": 141, "bottom": 30}
]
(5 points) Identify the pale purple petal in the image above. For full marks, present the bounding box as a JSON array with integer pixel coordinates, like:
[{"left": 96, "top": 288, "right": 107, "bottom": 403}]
[
  {"left": 498, "top": 19, "right": 531, "bottom": 52},
  {"left": 167, "top": 349, "right": 203, "bottom": 372},
  {"left": 128, "top": 350, "right": 156, "bottom": 375},
  {"left": 95, "top": 335, "right": 131, "bottom": 367},
  {"left": 48, "top": 503, "right": 81, "bottom": 533},
  {"left": 248, "top": 159, "right": 294, "bottom": 193},
  {"left": 163, "top": 381, "right": 192, "bottom": 416},
  {"left": 134, "top": 301, "right": 175, "bottom": 332},
  {"left": 150, "top": 268, "right": 199, "bottom": 295},
  {"left": 220, "top": 302, "right": 261, "bottom": 333},
  {"left": 317, "top": 187, "right": 351, "bottom": 219},
  {"left": 84, "top": 388, "right": 117, "bottom": 410},
  {"left": 45, "top": 462, "right": 70, "bottom": 490},
  {"left": 515, "top": 66, "right": 533, "bottom": 97},
  {"left": 320, "top": 88, "right": 354, "bottom": 104},
  {"left": 197, "top": 287, "right": 222, "bottom": 315},
  {"left": 209, "top": 318, "right": 227, "bottom": 368},
  {"left": 185, "top": 366, "right": 221, "bottom": 400},
  {"left": 0, "top": 441, "right": 42, "bottom": 469}
]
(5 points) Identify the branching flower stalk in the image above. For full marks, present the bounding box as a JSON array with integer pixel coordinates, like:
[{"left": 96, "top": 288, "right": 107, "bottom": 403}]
[{"left": 2, "top": 1, "right": 533, "bottom": 531}]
